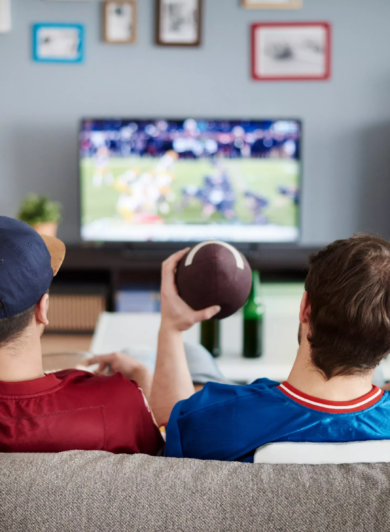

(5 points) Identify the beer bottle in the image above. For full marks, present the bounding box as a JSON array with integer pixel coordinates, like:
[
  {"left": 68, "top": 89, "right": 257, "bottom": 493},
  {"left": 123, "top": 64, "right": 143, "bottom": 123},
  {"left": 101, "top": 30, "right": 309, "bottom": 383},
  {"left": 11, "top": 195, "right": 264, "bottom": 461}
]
[
  {"left": 243, "top": 271, "right": 264, "bottom": 358},
  {"left": 201, "top": 319, "right": 221, "bottom": 358}
]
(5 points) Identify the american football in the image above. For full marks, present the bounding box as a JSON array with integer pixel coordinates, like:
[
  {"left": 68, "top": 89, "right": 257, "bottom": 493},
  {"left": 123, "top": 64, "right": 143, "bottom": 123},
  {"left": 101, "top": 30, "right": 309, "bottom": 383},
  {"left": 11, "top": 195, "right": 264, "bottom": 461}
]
[{"left": 176, "top": 241, "right": 252, "bottom": 320}]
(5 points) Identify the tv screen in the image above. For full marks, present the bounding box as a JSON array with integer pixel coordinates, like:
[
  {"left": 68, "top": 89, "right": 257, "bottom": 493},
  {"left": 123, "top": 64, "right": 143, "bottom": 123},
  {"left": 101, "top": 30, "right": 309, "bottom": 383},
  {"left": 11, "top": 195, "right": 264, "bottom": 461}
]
[{"left": 80, "top": 118, "right": 301, "bottom": 243}]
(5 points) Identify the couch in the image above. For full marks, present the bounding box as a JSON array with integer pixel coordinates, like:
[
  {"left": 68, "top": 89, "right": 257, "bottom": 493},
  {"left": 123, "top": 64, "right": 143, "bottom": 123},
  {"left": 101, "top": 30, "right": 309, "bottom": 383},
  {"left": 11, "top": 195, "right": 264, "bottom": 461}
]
[{"left": 1, "top": 451, "right": 390, "bottom": 531}]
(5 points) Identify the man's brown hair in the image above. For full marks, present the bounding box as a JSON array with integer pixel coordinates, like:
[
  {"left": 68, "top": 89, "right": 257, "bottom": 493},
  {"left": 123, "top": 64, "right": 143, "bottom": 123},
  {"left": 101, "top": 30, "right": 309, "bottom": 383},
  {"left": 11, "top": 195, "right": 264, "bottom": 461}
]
[
  {"left": 0, "top": 305, "right": 36, "bottom": 348},
  {"left": 306, "top": 234, "right": 390, "bottom": 379}
]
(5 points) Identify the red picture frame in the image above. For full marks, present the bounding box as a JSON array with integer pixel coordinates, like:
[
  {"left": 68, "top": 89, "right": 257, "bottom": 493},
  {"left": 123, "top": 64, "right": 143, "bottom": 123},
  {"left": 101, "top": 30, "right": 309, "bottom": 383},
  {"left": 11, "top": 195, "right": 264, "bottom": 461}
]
[{"left": 251, "top": 22, "right": 332, "bottom": 81}]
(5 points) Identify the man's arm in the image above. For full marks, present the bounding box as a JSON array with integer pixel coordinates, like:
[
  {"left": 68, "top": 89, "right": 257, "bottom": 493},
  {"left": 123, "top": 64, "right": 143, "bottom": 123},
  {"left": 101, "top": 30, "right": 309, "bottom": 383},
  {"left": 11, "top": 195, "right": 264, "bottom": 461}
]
[
  {"left": 150, "top": 249, "right": 220, "bottom": 427},
  {"left": 86, "top": 353, "right": 153, "bottom": 402}
]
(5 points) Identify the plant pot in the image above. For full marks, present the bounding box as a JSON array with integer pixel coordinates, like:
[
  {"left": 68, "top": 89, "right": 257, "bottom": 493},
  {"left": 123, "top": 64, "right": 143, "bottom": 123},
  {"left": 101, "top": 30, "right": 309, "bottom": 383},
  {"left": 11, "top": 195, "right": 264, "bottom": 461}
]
[{"left": 31, "top": 222, "right": 58, "bottom": 237}]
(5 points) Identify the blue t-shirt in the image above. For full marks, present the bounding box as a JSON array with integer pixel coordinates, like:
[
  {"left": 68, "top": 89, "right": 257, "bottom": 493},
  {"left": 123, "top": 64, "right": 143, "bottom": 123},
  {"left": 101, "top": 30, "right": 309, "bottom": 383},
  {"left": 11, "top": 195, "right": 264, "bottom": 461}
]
[{"left": 165, "top": 378, "right": 390, "bottom": 462}]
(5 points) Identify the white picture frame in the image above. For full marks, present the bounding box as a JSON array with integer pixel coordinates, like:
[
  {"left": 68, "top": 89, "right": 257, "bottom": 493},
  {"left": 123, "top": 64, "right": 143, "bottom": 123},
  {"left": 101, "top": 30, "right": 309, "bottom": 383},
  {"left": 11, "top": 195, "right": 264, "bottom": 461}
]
[
  {"left": 0, "top": 0, "right": 11, "bottom": 33},
  {"left": 103, "top": 1, "right": 137, "bottom": 44},
  {"left": 243, "top": 0, "right": 302, "bottom": 9}
]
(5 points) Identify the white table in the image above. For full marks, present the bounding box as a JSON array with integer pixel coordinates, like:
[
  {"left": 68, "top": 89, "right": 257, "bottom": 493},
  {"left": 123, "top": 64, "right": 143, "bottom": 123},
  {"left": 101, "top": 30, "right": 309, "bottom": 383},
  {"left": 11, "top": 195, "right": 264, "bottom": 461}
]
[
  {"left": 90, "top": 284, "right": 390, "bottom": 384},
  {"left": 91, "top": 284, "right": 303, "bottom": 383}
]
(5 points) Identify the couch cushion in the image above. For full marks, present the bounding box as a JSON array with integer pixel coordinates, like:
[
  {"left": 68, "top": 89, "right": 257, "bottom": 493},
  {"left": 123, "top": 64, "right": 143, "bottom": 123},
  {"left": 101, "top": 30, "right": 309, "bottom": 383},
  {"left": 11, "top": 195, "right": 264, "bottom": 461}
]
[
  {"left": 254, "top": 440, "right": 390, "bottom": 464},
  {"left": 1, "top": 451, "right": 390, "bottom": 532}
]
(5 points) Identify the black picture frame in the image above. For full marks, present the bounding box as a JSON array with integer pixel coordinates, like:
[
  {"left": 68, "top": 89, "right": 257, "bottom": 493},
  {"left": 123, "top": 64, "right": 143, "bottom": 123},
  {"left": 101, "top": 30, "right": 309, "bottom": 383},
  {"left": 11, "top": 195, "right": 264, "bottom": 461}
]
[{"left": 156, "top": 0, "right": 202, "bottom": 47}]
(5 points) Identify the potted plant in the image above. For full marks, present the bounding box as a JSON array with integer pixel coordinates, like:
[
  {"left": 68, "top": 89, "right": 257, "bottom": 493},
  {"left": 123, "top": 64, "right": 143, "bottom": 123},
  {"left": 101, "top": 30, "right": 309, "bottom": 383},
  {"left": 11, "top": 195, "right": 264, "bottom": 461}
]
[{"left": 18, "top": 194, "right": 62, "bottom": 237}]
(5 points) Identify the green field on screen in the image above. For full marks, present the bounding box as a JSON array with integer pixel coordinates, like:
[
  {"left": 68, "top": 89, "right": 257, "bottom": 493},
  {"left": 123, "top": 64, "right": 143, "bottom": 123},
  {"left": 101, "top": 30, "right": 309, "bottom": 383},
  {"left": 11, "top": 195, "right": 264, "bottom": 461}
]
[{"left": 81, "top": 157, "right": 299, "bottom": 227}]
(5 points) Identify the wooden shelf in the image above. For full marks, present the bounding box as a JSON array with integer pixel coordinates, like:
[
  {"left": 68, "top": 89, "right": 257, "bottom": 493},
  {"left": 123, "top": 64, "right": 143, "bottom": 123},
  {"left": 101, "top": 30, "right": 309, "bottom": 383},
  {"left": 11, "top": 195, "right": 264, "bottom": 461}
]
[{"left": 60, "top": 243, "right": 318, "bottom": 273}]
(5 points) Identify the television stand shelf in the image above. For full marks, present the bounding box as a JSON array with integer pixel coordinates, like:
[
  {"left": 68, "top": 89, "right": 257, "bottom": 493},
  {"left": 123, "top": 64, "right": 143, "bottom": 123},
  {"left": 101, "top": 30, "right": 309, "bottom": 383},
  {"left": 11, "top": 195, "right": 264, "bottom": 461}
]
[{"left": 47, "top": 243, "right": 318, "bottom": 332}]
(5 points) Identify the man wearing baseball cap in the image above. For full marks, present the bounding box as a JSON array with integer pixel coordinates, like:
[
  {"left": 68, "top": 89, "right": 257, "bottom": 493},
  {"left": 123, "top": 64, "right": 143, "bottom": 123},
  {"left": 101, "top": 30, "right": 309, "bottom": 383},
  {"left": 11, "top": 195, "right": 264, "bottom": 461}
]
[{"left": 0, "top": 216, "right": 163, "bottom": 454}]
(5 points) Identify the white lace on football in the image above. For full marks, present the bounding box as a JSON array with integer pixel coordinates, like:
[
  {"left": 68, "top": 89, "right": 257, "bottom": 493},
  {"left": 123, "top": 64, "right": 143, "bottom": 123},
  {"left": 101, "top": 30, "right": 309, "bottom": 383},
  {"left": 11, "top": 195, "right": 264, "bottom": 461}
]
[{"left": 184, "top": 241, "right": 245, "bottom": 270}]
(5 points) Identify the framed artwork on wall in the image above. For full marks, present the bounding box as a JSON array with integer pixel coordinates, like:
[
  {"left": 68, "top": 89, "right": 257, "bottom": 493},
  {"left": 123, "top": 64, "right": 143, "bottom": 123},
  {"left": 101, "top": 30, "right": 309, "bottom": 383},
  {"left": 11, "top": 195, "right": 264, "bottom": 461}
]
[
  {"left": 156, "top": 0, "right": 202, "bottom": 47},
  {"left": 103, "top": 1, "right": 137, "bottom": 44},
  {"left": 243, "top": 0, "right": 302, "bottom": 8},
  {"left": 252, "top": 22, "right": 331, "bottom": 81},
  {"left": 0, "top": 0, "right": 11, "bottom": 33},
  {"left": 32, "top": 23, "right": 84, "bottom": 63}
]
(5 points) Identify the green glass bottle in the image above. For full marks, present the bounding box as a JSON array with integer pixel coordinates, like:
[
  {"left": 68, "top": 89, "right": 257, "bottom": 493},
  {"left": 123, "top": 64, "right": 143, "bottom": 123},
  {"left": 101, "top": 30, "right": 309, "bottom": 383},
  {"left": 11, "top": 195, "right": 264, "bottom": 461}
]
[
  {"left": 243, "top": 271, "right": 264, "bottom": 358},
  {"left": 201, "top": 319, "right": 221, "bottom": 358}
]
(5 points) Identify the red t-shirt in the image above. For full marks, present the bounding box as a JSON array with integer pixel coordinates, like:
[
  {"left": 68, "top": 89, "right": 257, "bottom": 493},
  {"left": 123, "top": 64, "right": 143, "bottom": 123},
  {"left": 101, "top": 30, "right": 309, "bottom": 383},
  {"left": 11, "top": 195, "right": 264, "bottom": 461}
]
[{"left": 0, "top": 370, "right": 164, "bottom": 454}]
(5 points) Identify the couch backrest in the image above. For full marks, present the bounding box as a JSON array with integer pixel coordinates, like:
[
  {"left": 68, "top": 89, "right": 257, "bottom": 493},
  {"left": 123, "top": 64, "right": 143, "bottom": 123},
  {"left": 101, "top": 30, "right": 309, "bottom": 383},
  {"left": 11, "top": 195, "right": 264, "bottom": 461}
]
[{"left": 1, "top": 451, "right": 390, "bottom": 532}]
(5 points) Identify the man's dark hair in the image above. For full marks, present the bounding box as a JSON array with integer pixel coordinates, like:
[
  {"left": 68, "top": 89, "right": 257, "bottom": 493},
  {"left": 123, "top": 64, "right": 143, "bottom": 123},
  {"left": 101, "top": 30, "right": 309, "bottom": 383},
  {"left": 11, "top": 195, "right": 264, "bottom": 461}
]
[
  {"left": 0, "top": 305, "right": 36, "bottom": 348},
  {"left": 306, "top": 234, "right": 390, "bottom": 379}
]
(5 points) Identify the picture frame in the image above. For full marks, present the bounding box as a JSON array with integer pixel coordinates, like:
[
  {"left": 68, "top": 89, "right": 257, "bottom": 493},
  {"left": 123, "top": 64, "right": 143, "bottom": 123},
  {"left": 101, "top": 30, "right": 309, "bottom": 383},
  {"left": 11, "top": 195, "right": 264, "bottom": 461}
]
[
  {"left": 251, "top": 22, "right": 331, "bottom": 81},
  {"left": 0, "top": 0, "right": 11, "bottom": 33},
  {"left": 32, "top": 23, "right": 84, "bottom": 63},
  {"left": 103, "top": 1, "right": 137, "bottom": 44},
  {"left": 156, "top": 0, "right": 202, "bottom": 47},
  {"left": 242, "top": 0, "right": 302, "bottom": 9}
]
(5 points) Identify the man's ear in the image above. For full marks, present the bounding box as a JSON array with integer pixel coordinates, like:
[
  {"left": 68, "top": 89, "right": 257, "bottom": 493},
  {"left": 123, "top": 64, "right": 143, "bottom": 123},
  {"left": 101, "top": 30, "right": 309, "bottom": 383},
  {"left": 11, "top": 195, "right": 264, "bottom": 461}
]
[
  {"left": 299, "top": 291, "right": 311, "bottom": 324},
  {"left": 35, "top": 294, "right": 49, "bottom": 327}
]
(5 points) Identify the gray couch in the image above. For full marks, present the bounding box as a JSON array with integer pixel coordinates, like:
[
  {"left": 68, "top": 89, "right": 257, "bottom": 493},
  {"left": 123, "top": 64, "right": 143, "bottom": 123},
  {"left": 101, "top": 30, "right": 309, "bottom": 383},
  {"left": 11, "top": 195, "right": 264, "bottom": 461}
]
[{"left": 1, "top": 451, "right": 390, "bottom": 531}]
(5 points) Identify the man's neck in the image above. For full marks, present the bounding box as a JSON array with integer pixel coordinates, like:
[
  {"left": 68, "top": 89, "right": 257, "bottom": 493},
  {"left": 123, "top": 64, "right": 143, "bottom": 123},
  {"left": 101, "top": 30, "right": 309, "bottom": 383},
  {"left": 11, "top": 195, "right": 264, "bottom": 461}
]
[
  {"left": 288, "top": 342, "right": 375, "bottom": 402},
  {"left": 0, "top": 333, "right": 44, "bottom": 383}
]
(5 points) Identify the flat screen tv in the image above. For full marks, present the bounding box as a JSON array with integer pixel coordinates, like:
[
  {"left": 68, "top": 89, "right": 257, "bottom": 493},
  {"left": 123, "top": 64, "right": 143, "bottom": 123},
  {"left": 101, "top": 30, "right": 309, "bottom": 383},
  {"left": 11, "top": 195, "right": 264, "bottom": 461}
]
[{"left": 80, "top": 118, "right": 301, "bottom": 243}]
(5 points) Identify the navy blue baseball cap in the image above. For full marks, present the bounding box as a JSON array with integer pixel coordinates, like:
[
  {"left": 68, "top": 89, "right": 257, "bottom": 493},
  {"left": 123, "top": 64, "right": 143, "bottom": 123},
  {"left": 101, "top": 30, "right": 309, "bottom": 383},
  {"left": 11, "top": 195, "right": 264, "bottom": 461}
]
[{"left": 0, "top": 217, "right": 66, "bottom": 319}]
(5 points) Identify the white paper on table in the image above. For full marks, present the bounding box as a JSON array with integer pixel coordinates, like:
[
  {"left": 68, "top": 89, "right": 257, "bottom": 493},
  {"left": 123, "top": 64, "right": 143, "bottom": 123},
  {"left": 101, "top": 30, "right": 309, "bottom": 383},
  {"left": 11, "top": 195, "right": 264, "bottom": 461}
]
[{"left": 91, "top": 312, "right": 200, "bottom": 355}]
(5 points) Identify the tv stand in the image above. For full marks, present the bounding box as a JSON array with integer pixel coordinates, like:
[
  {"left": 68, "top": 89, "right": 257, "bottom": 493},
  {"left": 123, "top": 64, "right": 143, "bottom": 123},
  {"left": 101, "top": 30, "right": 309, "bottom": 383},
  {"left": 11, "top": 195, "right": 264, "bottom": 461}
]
[{"left": 44, "top": 242, "right": 317, "bottom": 331}]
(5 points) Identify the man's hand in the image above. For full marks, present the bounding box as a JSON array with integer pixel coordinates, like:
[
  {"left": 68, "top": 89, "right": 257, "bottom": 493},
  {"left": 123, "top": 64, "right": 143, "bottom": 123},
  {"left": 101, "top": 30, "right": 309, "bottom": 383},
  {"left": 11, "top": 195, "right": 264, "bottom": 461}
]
[
  {"left": 160, "top": 248, "right": 220, "bottom": 332},
  {"left": 86, "top": 353, "right": 153, "bottom": 401}
]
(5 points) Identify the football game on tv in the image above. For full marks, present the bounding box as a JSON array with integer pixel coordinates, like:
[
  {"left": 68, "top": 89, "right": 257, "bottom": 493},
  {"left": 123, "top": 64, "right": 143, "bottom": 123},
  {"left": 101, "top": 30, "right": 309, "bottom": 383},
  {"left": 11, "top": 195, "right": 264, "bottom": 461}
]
[{"left": 80, "top": 118, "right": 301, "bottom": 243}]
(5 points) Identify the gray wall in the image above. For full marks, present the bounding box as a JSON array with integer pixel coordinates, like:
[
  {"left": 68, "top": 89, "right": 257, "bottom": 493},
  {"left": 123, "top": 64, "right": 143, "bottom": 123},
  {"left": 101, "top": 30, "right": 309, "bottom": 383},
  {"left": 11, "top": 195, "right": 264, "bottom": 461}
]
[{"left": 1, "top": 0, "right": 390, "bottom": 244}]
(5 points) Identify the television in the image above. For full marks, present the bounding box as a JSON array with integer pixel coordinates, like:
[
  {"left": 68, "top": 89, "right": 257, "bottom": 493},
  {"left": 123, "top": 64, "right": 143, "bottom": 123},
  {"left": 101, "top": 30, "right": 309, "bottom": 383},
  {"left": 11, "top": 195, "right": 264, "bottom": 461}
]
[{"left": 80, "top": 118, "right": 301, "bottom": 243}]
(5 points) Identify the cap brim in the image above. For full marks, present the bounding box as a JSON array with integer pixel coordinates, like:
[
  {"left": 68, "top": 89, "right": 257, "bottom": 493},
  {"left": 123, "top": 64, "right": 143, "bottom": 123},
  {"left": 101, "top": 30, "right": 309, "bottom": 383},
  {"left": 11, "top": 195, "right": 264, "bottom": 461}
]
[{"left": 40, "top": 235, "right": 66, "bottom": 276}]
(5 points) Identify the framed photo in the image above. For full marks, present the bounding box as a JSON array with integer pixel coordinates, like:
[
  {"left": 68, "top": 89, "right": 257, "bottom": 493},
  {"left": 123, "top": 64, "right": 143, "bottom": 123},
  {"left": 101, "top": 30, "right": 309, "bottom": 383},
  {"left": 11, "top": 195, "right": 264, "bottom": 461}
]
[
  {"left": 252, "top": 22, "right": 331, "bottom": 81},
  {"left": 0, "top": 0, "right": 11, "bottom": 33},
  {"left": 103, "top": 1, "right": 137, "bottom": 44},
  {"left": 243, "top": 0, "right": 302, "bottom": 8},
  {"left": 156, "top": 0, "right": 202, "bottom": 47},
  {"left": 32, "top": 23, "right": 84, "bottom": 63}
]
